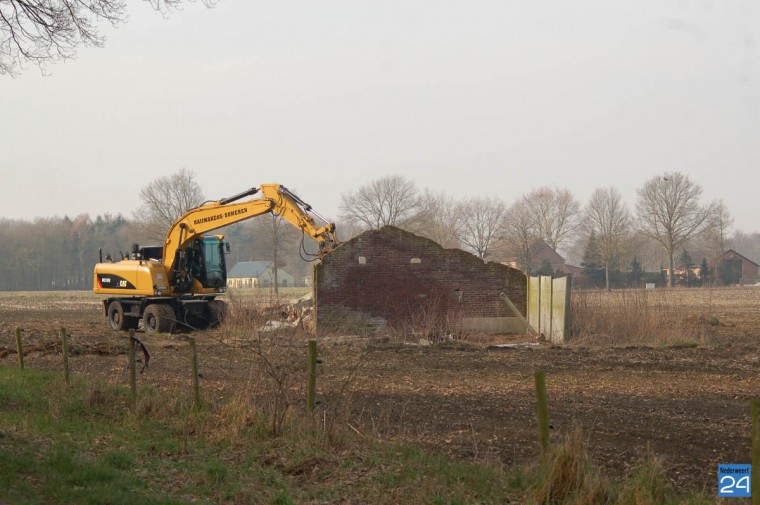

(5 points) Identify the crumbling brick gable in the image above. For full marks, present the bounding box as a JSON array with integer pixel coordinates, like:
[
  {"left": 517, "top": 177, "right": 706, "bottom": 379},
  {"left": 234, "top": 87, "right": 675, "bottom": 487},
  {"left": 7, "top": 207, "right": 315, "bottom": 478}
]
[{"left": 314, "top": 226, "right": 526, "bottom": 332}]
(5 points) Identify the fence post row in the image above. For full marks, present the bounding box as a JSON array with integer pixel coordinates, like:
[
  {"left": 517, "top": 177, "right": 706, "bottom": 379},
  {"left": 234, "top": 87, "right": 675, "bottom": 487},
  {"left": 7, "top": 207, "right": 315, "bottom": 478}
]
[{"left": 10, "top": 328, "right": 328, "bottom": 424}]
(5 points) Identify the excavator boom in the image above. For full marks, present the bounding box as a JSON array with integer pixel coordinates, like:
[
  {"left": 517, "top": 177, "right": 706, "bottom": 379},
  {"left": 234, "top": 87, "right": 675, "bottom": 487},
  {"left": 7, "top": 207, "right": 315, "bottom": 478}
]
[{"left": 163, "top": 184, "right": 336, "bottom": 270}]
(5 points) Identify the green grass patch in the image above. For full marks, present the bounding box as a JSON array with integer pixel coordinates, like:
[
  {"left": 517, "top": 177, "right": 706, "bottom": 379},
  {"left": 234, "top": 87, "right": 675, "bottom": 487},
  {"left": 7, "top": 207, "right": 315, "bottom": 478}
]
[
  {"left": 0, "top": 366, "right": 519, "bottom": 504},
  {"left": 0, "top": 366, "right": 713, "bottom": 504}
]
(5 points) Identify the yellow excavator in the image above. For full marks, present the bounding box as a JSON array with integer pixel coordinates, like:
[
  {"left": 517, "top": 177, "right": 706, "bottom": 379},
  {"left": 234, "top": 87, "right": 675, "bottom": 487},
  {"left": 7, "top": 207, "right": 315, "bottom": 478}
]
[{"left": 93, "top": 184, "right": 338, "bottom": 334}]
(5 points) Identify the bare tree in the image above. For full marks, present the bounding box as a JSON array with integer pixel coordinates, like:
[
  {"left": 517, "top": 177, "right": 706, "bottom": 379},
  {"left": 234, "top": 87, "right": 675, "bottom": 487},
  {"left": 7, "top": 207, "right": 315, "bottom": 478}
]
[
  {"left": 457, "top": 196, "right": 506, "bottom": 259},
  {"left": 636, "top": 172, "right": 714, "bottom": 287},
  {"left": 702, "top": 200, "right": 733, "bottom": 264},
  {"left": 0, "top": 0, "right": 215, "bottom": 76},
  {"left": 411, "top": 189, "right": 462, "bottom": 248},
  {"left": 134, "top": 168, "right": 205, "bottom": 241},
  {"left": 339, "top": 175, "right": 420, "bottom": 231},
  {"left": 524, "top": 187, "right": 580, "bottom": 253},
  {"left": 499, "top": 199, "right": 542, "bottom": 273},
  {"left": 583, "top": 187, "right": 632, "bottom": 291}
]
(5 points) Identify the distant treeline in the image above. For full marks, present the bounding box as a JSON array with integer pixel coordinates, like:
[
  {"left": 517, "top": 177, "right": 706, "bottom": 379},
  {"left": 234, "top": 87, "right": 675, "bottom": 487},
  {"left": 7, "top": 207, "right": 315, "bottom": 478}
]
[
  {"left": 2, "top": 209, "right": 760, "bottom": 291},
  {"left": 0, "top": 214, "right": 316, "bottom": 291},
  {"left": 0, "top": 214, "right": 135, "bottom": 291}
]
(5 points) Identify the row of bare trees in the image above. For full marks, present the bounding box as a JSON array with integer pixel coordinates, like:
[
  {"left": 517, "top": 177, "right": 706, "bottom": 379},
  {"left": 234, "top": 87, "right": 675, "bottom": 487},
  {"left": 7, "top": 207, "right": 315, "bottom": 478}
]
[
  {"left": 338, "top": 176, "right": 581, "bottom": 261},
  {"left": 338, "top": 173, "right": 735, "bottom": 289},
  {"left": 0, "top": 169, "right": 747, "bottom": 291}
]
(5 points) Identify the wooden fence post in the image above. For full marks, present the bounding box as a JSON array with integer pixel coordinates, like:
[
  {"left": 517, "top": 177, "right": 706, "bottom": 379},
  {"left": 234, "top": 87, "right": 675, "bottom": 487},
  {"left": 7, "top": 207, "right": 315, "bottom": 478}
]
[
  {"left": 15, "top": 327, "right": 23, "bottom": 370},
  {"left": 189, "top": 338, "right": 201, "bottom": 408},
  {"left": 128, "top": 329, "right": 137, "bottom": 401},
  {"left": 752, "top": 399, "right": 759, "bottom": 505},
  {"left": 535, "top": 370, "right": 550, "bottom": 453},
  {"left": 60, "top": 327, "right": 70, "bottom": 385},
  {"left": 306, "top": 339, "right": 317, "bottom": 414}
]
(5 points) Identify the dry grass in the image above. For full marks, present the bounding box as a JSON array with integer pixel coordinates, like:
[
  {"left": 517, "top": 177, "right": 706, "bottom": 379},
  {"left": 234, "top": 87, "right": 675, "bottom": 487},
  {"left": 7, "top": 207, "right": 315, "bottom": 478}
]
[
  {"left": 211, "top": 393, "right": 270, "bottom": 443},
  {"left": 570, "top": 288, "right": 720, "bottom": 347},
  {"left": 613, "top": 449, "right": 670, "bottom": 505},
  {"left": 403, "top": 289, "right": 465, "bottom": 343},
  {"left": 531, "top": 427, "right": 609, "bottom": 505},
  {"left": 529, "top": 428, "right": 710, "bottom": 505},
  {"left": 208, "top": 290, "right": 365, "bottom": 440},
  {"left": 0, "top": 290, "right": 100, "bottom": 311}
]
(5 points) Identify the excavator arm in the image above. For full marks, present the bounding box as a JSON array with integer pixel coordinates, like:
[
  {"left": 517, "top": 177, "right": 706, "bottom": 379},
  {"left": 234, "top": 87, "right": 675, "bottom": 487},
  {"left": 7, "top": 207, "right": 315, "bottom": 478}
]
[{"left": 163, "top": 184, "right": 338, "bottom": 288}]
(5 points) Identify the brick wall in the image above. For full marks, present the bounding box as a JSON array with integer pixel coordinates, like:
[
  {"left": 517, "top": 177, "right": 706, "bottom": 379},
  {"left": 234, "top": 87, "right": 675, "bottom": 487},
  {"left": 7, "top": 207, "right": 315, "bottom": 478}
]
[{"left": 314, "top": 226, "right": 526, "bottom": 333}]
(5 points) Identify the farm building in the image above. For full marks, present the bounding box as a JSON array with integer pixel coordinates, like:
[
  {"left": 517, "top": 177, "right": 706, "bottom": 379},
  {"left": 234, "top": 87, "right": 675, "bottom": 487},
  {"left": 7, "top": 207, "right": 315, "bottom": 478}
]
[
  {"left": 498, "top": 238, "right": 581, "bottom": 276},
  {"left": 226, "top": 261, "right": 295, "bottom": 288},
  {"left": 721, "top": 250, "right": 759, "bottom": 286},
  {"left": 314, "top": 226, "right": 527, "bottom": 334}
]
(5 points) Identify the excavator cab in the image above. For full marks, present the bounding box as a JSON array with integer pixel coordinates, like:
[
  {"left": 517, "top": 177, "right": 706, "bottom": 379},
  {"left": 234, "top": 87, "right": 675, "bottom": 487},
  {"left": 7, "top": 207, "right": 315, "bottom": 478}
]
[
  {"left": 177, "top": 236, "right": 228, "bottom": 291},
  {"left": 196, "top": 236, "right": 228, "bottom": 289}
]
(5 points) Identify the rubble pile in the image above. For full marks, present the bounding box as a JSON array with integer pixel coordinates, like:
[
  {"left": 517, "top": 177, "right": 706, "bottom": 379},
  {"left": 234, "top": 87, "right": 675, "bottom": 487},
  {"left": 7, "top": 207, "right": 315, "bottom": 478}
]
[{"left": 258, "top": 292, "right": 314, "bottom": 333}]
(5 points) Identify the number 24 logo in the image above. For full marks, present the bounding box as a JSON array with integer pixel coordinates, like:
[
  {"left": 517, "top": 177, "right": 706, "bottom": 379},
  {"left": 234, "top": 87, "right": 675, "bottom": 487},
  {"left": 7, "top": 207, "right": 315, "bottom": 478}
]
[{"left": 720, "top": 475, "right": 750, "bottom": 495}]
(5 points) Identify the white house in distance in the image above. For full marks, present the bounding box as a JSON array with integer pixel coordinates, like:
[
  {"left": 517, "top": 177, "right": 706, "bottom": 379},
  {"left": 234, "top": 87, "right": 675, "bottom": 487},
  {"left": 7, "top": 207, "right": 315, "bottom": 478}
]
[{"left": 227, "top": 261, "right": 295, "bottom": 288}]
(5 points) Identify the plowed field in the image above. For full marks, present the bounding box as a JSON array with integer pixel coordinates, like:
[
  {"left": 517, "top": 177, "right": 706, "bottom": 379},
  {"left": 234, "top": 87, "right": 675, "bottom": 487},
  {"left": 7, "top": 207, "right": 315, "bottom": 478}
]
[{"left": 1, "top": 287, "right": 759, "bottom": 494}]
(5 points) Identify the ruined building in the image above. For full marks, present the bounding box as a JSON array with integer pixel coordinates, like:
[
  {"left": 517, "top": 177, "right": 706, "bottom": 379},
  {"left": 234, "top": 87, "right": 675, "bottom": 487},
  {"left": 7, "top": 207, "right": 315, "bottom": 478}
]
[{"left": 314, "top": 226, "right": 526, "bottom": 335}]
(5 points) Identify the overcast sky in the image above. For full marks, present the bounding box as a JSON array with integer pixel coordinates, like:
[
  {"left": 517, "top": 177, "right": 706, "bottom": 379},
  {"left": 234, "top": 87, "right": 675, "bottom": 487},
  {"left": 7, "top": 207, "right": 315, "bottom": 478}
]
[{"left": 1, "top": 0, "right": 758, "bottom": 233}]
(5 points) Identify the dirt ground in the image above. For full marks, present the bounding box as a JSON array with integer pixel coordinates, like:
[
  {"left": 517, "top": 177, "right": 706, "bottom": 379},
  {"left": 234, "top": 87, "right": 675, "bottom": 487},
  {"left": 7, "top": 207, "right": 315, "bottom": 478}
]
[{"left": 1, "top": 287, "right": 759, "bottom": 494}]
